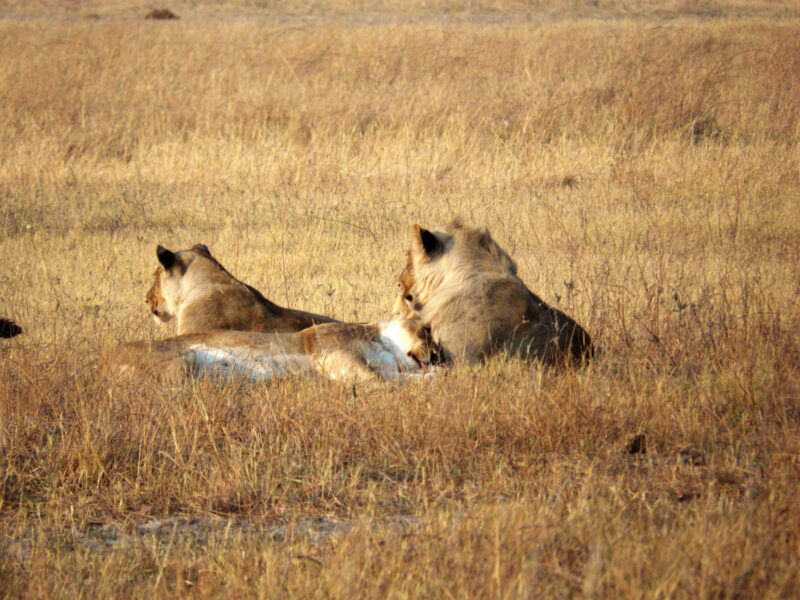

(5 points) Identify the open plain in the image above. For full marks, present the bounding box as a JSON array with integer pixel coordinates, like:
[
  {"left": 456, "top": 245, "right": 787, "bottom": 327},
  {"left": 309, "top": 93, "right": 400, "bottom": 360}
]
[{"left": 1, "top": 1, "right": 799, "bottom": 597}]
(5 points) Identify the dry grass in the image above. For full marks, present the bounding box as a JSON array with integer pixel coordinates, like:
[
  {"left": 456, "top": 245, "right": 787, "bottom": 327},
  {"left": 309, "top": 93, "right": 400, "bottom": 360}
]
[{"left": 1, "top": 2, "right": 799, "bottom": 597}]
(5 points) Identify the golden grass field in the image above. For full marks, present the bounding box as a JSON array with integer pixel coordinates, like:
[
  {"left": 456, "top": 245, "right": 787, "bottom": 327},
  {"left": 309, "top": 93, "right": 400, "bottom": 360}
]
[{"left": 1, "top": 0, "right": 799, "bottom": 596}]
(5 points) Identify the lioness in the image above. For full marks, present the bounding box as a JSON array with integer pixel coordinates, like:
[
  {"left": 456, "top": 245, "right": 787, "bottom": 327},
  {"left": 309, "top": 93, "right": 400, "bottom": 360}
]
[
  {"left": 146, "top": 244, "right": 338, "bottom": 334},
  {"left": 395, "top": 220, "right": 593, "bottom": 366},
  {"left": 104, "top": 316, "right": 440, "bottom": 384}
]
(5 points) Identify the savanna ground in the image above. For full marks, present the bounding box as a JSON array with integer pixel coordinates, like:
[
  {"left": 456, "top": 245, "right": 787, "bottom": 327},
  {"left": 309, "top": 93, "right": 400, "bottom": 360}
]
[{"left": 1, "top": 0, "right": 799, "bottom": 597}]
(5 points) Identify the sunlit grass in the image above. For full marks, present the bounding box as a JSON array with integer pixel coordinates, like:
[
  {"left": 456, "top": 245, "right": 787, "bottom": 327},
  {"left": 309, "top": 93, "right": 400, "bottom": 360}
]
[{"left": 1, "top": 2, "right": 799, "bottom": 597}]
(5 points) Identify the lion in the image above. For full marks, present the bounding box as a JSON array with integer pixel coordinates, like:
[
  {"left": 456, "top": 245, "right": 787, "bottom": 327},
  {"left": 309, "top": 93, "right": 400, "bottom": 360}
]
[
  {"left": 394, "top": 220, "right": 593, "bottom": 366},
  {"left": 146, "top": 244, "right": 338, "bottom": 335},
  {"left": 103, "top": 315, "right": 440, "bottom": 384}
]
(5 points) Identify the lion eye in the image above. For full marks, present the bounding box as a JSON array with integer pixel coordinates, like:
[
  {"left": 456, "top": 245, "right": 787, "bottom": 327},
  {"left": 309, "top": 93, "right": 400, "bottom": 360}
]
[{"left": 404, "top": 294, "right": 413, "bottom": 302}]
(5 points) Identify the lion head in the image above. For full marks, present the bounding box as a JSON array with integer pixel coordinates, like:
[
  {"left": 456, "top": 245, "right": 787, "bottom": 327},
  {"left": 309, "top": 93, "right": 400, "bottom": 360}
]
[
  {"left": 144, "top": 243, "right": 230, "bottom": 325},
  {"left": 394, "top": 219, "right": 519, "bottom": 320},
  {"left": 390, "top": 316, "right": 442, "bottom": 368}
]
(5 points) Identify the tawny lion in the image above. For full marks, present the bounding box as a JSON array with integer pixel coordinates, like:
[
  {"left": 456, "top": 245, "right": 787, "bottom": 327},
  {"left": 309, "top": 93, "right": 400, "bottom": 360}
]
[
  {"left": 103, "top": 316, "right": 440, "bottom": 384},
  {"left": 395, "top": 220, "right": 593, "bottom": 366},
  {"left": 146, "top": 244, "right": 338, "bottom": 334}
]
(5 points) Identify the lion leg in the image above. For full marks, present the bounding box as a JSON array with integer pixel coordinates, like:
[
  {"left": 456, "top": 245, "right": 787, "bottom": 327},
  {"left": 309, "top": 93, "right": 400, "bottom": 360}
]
[
  {"left": 314, "top": 350, "right": 378, "bottom": 382},
  {"left": 101, "top": 340, "right": 189, "bottom": 384}
]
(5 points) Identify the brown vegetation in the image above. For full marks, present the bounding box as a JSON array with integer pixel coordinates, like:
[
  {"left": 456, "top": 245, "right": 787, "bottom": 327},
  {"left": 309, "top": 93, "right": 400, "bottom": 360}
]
[
  {"left": 144, "top": 9, "right": 178, "bottom": 20},
  {"left": 0, "top": 2, "right": 799, "bottom": 597}
]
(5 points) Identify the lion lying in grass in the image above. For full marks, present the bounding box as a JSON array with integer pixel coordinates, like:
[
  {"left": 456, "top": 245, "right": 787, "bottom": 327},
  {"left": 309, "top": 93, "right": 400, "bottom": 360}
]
[
  {"left": 104, "top": 316, "right": 440, "bottom": 384},
  {"left": 395, "top": 220, "right": 593, "bottom": 366},
  {"left": 146, "top": 244, "right": 337, "bottom": 334}
]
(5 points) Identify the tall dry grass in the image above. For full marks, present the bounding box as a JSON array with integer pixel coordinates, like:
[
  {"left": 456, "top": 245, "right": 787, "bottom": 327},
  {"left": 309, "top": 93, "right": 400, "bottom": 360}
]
[{"left": 1, "top": 3, "right": 799, "bottom": 597}]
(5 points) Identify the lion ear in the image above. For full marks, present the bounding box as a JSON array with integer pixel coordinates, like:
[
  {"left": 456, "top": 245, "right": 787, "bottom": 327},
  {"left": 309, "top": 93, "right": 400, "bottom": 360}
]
[
  {"left": 413, "top": 224, "right": 442, "bottom": 259},
  {"left": 190, "top": 244, "right": 211, "bottom": 257},
  {"left": 477, "top": 229, "right": 493, "bottom": 251},
  {"left": 156, "top": 245, "right": 176, "bottom": 270}
]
